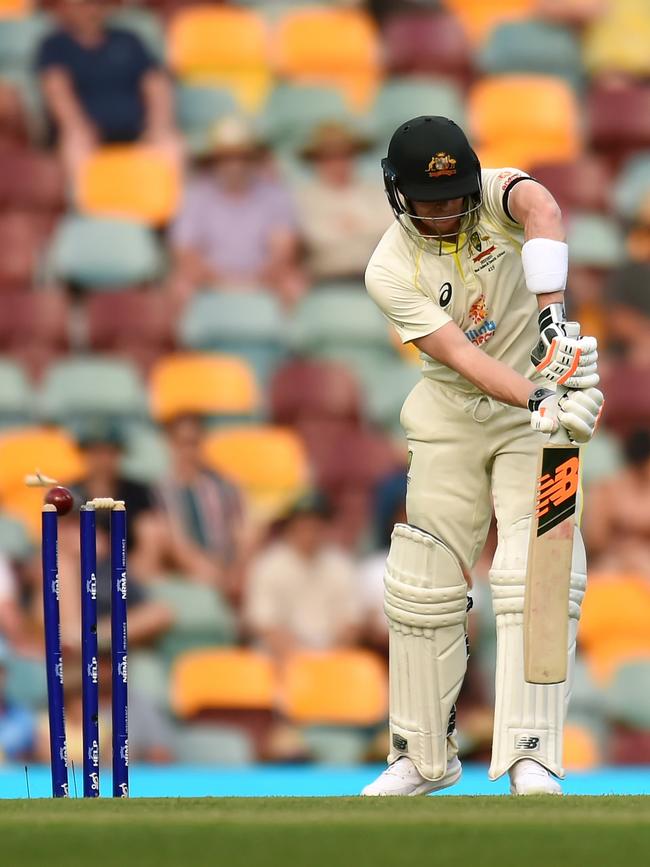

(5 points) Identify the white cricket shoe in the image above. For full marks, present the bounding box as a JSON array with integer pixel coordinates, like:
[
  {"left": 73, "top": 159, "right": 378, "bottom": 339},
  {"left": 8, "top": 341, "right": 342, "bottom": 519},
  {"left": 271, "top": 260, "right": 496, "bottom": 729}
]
[
  {"left": 509, "top": 759, "right": 562, "bottom": 795},
  {"left": 361, "top": 756, "right": 462, "bottom": 797}
]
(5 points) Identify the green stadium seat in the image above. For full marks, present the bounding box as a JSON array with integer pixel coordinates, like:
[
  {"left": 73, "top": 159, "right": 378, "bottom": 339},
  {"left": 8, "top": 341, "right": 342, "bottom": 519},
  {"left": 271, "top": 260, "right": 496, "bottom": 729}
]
[
  {"left": 109, "top": 7, "right": 166, "bottom": 61},
  {"left": 0, "top": 512, "right": 33, "bottom": 561},
  {"left": 47, "top": 215, "right": 164, "bottom": 289},
  {"left": 175, "top": 84, "right": 238, "bottom": 154},
  {"left": 370, "top": 78, "right": 466, "bottom": 148},
  {"left": 149, "top": 579, "right": 238, "bottom": 665},
  {"left": 567, "top": 213, "right": 625, "bottom": 268},
  {"left": 5, "top": 653, "right": 47, "bottom": 710},
  {"left": 260, "top": 83, "right": 351, "bottom": 152},
  {"left": 178, "top": 291, "right": 288, "bottom": 384},
  {"left": 173, "top": 724, "right": 254, "bottom": 765},
  {"left": 0, "top": 14, "right": 51, "bottom": 77},
  {"left": 129, "top": 650, "right": 170, "bottom": 711},
  {"left": 0, "top": 360, "right": 33, "bottom": 427},
  {"left": 304, "top": 726, "right": 370, "bottom": 765},
  {"left": 581, "top": 430, "right": 624, "bottom": 488},
  {"left": 120, "top": 423, "right": 170, "bottom": 484},
  {"left": 38, "top": 356, "right": 148, "bottom": 425},
  {"left": 362, "top": 360, "right": 421, "bottom": 432},
  {"left": 478, "top": 20, "right": 584, "bottom": 89},
  {"left": 293, "top": 284, "right": 392, "bottom": 353},
  {"left": 612, "top": 152, "right": 650, "bottom": 221}
]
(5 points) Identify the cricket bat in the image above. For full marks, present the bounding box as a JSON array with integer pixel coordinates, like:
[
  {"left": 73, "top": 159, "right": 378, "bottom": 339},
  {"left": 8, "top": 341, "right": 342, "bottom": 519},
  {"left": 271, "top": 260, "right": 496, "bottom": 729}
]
[{"left": 524, "top": 374, "right": 581, "bottom": 684}]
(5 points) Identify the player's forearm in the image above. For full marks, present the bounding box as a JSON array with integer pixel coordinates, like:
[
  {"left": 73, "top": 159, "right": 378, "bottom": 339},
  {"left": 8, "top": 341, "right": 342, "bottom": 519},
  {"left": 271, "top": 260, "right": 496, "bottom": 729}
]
[{"left": 413, "top": 326, "right": 532, "bottom": 408}]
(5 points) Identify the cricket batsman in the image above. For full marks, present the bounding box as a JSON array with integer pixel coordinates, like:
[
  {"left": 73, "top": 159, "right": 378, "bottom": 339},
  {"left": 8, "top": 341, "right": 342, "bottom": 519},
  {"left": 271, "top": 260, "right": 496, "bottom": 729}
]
[{"left": 362, "top": 116, "right": 604, "bottom": 796}]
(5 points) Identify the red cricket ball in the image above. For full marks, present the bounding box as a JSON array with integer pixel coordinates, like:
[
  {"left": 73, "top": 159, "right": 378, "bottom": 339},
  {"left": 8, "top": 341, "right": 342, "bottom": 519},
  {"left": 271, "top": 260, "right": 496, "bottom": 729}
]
[{"left": 44, "top": 486, "right": 74, "bottom": 516}]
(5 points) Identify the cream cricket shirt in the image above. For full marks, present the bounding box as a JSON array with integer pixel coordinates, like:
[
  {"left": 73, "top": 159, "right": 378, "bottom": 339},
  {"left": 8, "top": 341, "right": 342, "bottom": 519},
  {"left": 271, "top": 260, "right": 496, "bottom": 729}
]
[{"left": 366, "top": 168, "right": 540, "bottom": 395}]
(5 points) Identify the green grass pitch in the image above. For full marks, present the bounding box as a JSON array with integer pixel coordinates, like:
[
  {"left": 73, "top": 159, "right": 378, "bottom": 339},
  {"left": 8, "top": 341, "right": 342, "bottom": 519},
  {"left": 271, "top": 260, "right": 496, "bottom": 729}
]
[{"left": 2, "top": 796, "right": 648, "bottom": 867}]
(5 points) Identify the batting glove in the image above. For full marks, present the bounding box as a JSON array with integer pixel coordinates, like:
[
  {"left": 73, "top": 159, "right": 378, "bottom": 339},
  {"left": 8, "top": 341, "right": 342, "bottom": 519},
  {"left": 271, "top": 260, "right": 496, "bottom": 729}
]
[
  {"left": 528, "top": 386, "right": 604, "bottom": 444},
  {"left": 531, "top": 304, "right": 599, "bottom": 389}
]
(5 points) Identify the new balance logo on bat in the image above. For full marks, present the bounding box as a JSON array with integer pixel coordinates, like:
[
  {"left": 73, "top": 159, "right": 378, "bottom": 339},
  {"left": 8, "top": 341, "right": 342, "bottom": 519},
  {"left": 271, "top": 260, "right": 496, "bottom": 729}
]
[{"left": 535, "top": 448, "right": 580, "bottom": 536}]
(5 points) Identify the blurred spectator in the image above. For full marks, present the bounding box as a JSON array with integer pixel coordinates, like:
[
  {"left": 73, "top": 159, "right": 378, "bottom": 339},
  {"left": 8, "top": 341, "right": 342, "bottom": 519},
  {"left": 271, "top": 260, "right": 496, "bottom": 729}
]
[
  {"left": 0, "top": 552, "right": 24, "bottom": 650},
  {"left": 295, "top": 121, "right": 390, "bottom": 282},
  {"left": 157, "top": 414, "right": 248, "bottom": 595},
  {"left": 536, "top": 0, "right": 606, "bottom": 27},
  {"left": 36, "top": 0, "right": 178, "bottom": 177},
  {"left": 170, "top": 116, "right": 303, "bottom": 307},
  {"left": 0, "top": 639, "right": 36, "bottom": 762},
  {"left": 244, "top": 493, "right": 362, "bottom": 658},
  {"left": 584, "top": 430, "right": 650, "bottom": 569},
  {"left": 0, "top": 82, "right": 30, "bottom": 150},
  {"left": 69, "top": 420, "right": 166, "bottom": 582}
]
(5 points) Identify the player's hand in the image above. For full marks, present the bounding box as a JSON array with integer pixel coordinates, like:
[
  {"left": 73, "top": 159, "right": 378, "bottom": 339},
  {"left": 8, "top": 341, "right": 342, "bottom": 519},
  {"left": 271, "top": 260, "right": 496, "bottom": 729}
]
[
  {"left": 529, "top": 386, "right": 604, "bottom": 444},
  {"left": 531, "top": 307, "right": 599, "bottom": 389}
]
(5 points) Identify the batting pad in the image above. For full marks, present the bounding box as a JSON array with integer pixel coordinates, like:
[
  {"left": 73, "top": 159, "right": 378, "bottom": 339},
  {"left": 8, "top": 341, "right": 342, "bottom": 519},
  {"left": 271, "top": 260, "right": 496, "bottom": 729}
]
[
  {"left": 384, "top": 523, "right": 469, "bottom": 781},
  {"left": 489, "top": 518, "right": 587, "bottom": 779}
]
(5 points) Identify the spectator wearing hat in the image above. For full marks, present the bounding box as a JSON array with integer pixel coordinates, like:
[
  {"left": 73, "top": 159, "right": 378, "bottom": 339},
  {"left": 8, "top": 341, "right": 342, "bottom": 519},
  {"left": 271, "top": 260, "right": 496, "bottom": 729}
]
[
  {"left": 295, "top": 121, "right": 391, "bottom": 282},
  {"left": 170, "top": 116, "right": 304, "bottom": 306},
  {"left": 244, "top": 493, "right": 363, "bottom": 659},
  {"left": 36, "top": 0, "right": 179, "bottom": 178}
]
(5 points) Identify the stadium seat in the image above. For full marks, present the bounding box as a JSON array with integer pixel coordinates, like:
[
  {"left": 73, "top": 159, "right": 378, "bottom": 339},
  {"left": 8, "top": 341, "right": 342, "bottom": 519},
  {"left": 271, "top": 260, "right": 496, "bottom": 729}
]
[
  {"left": 469, "top": 75, "right": 581, "bottom": 170},
  {"left": 178, "top": 291, "right": 288, "bottom": 384},
  {"left": 5, "top": 654, "right": 47, "bottom": 711},
  {"left": 563, "top": 724, "right": 600, "bottom": 770},
  {"left": 274, "top": 7, "right": 381, "bottom": 110},
  {"left": 579, "top": 572, "right": 650, "bottom": 684},
  {"left": 444, "top": 0, "right": 535, "bottom": 44},
  {"left": 362, "top": 359, "right": 421, "bottom": 433},
  {"left": 148, "top": 579, "right": 238, "bottom": 665},
  {"left": 0, "top": 13, "right": 50, "bottom": 76},
  {"left": 76, "top": 145, "right": 181, "bottom": 227},
  {"left": 38, "top": 356, "right": 148, "bottom": 426},
  {"left": 303, "top": 727, "right": 371, "bottom": 765},
  {"left": 604, "top": 662, "right": 650, "bottom": 731},
  {"left": 0, "top": 512, "right": 32, "bottom": 561},
  {"left": 269, "top": 359, "right": 362, "bottom": 427},
  {"left": 0, "top": 149, "right": 65, "bottom": 213},
  {"left": 129, "top": 650, "right": 170, "bottom": 711},
  {"left": 382, "top": 10, "right": 472, "bottom": 81},
  {"left": 203, "top": 425, "right": 310, "bottom": 521},
  {"left": 567, "top": 214, "right": 624, "bottom": 268},
  {"left": 149, "top": 352, "right": 260, "bottom": 424},
  {"left": 293, "top": 285, "right": 393, "bottom": 356},
  {"left": 47, "top": 215, "right": 164, "bottom": 288},
  {"left": 612, "top": 153, "right": 650, "bottom": 221},
  {"left": 175, "top": 84, "right": 238, "bottom": 154},
  {"left": 281, "top": 650, "right": 387, "bottom": 726},
  {"left": 85, "top": 289, "right": 175, "bottom": 373},
  {"left": 477, "top": 20, "right": 584, "bottom": 88},
  {"left": 529, "top": 157, "right": 613, "bottom": 215},
  {"left": 588, "top": 82, "right": 650, "bottom": 162},
  {"left": 0, "top": 360, "right": 33, "bottom": 427},
  {"left": 0, "top": 427, "right": 85, "bottom": 537},
  {"left": 173, "top": 724, "right": 254, "bottom": 765},
  {"left": 0, "top": 211, "right": 52, "bottom": 291},
  {"left": 260, "top": 83, "right": 351, "bottom": 152},
  {"left": 171, "top": 649, "right": 275, "bottom": 718},
  {"left": 583, "top": 0, "right": 650, "bottom": 78},
  {"left": 120, "top": 423, "right": 169, "bottom": 484},
  {"left": 167, "top": 5, "right": 271, "bottom": 110},
  {"left": 371, "top": 78, "right": 466, "bottom": 146}
]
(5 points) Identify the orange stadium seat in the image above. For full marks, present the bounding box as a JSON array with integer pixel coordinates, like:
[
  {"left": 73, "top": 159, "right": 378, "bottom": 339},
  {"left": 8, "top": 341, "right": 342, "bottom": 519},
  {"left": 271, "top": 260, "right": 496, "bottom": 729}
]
[
  {"left": 0, "top": 0, "right": 31, "bottom": 18},
  {"left": 0, "top": 427, "right": 85, "bottom": 538},
  {"left": 149, "top": 352, "right": 259, "bottom": 423},
  {"left": 171, "top": 649, "right": 275, "bottom": 718},
  {"left": 443, "top": 0, "right": 535, "bottom": 44},
  {"left": 469, "top": 75, "right": 581, "bottom": 171},
  {"left": 274, "top": 7, "right": 381, "bottom": 110},
  {"left": 202, "top": 425, "right": 310, "bottom": 522},
  {"left": 167, "top": 5, "right": 271, "bottom": 110},
  {"left": 563, "top": 724, "right": 600, "bottom": 771},
  {"left": 578, "top": 573, "right": 650, "bottom": 685},
  {"left": 76, "top": 145, "right": 180, "bottom": 227},
  {"left": 281, "top": 650, "right": 388, "bottom": 726}
]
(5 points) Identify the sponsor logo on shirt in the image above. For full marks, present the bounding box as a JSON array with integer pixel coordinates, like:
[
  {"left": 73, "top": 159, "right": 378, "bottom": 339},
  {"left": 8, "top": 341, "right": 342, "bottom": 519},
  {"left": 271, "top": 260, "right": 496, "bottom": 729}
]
[{"left": 465, "top": 293, "right": 496, "bottom": 346}]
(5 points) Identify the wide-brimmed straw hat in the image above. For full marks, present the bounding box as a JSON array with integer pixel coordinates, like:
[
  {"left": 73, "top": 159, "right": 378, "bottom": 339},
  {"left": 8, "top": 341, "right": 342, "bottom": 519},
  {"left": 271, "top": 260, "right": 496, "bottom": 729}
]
[{"left": 299, "top": 120, "right": 373, "bottom": 160}]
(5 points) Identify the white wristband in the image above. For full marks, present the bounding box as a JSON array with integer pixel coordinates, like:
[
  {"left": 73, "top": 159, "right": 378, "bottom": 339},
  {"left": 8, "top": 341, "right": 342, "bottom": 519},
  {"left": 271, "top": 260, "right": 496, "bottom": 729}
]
[{"left": 521, "top": 238, "right": 568, "bottom": 295}]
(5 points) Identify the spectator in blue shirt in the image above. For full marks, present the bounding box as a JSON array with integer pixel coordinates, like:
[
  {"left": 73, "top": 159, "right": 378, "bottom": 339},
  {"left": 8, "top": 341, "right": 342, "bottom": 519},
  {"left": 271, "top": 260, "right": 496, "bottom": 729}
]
[{"left": 36, "top": 0, "right": 179, "bottom": 177}]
